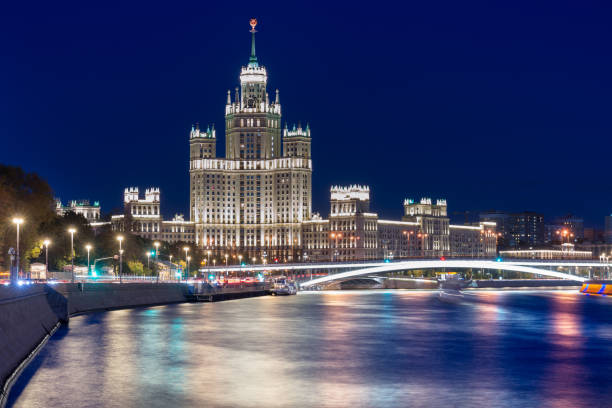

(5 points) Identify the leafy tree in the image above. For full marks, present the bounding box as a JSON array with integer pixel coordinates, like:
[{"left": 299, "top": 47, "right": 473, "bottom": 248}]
[
  {"left": 0, "top": 164, "right": 55, "bottom": 272},
  {"left": 37, "top": 212, "right": 95, "bottom": 271}
]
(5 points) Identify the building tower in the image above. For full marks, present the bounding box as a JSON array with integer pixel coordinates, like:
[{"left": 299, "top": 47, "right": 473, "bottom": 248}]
[
  {"left": 402, "top": 198, "right": 450, "bottom": 257},
  {"left": 189, "top": 19, "right": 312, "bottom": 262}
]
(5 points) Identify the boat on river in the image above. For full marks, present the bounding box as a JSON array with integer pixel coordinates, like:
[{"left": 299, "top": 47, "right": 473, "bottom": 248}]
[
  {"left": 580, "top": 280, "right": 612, "bottom": 296},
  {"left": 270, "top": 277, "right": 297, "bottom": 296}
]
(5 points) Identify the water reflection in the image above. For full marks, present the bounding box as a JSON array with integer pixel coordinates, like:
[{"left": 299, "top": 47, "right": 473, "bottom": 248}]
[{"left": 8, "top": 291, "right": 612, "bottom": 408}]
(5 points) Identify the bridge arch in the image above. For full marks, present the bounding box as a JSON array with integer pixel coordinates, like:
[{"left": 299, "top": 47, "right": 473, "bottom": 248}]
[{"left": 300, "top": 260, "right": 586, "bottom": 288}]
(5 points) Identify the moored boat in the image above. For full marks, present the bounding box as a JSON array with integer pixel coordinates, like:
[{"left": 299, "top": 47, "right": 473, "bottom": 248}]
[{"left": 580, "top": 280, "right": 612, "bottom": 296}]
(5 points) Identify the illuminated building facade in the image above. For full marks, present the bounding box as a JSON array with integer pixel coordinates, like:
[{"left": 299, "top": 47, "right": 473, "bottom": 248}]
[
  {"left": 112, "top": 187, "right": 195, "bottom": 243},
  {"left": 55, "top": 199, "right": 101, "bottom": 222},
  {"left": 401, "top": 198, "right": 450, "bottom": 257},
  {"left": 189, "top": 20, "right": 311, "bottom": 262},
  {"left": 301, "top": 186, "right": 497, "bottom": 262}
]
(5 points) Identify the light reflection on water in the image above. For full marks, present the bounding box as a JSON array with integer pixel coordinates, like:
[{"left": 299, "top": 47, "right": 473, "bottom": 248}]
[{"left": 8, "top": 290, "right": 612, "bottom": 408}]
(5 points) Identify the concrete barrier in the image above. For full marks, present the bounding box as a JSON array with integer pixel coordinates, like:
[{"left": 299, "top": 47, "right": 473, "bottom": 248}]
[
  {"left": 52, "top": 283, "right": 189, "bottom": 315},
  {"left": 0, "top": 285, "right": 64, "bottom": 405}
]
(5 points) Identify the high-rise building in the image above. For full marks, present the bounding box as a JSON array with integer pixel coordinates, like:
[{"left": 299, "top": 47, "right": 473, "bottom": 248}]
[
  {"left": 545, "top": 214, "right": 584, "bottom": 244},
  {"left": 481, "top": 210, "right": 544, "bottom": 249},
  {"left": 189, "top": 20, "right": 312, "bottom": 262}
]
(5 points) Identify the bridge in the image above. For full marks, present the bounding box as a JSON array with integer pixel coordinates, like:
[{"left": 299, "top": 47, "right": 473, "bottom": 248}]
[{"left": 204, "top": 258, "right": 610, "bottom": 288}]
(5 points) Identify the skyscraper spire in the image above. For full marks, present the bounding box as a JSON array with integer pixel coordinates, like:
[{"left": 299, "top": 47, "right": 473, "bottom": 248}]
[{"left": 249, "top": 18, "right": 258, "bottom": 67}]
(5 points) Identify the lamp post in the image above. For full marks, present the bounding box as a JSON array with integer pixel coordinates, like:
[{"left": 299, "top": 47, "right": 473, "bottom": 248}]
[
  {"left": 68, "top": 228, "right": 76, "bottom": 283},
  {"left": 169, "top": 254, "right": 174, "bottom": 281},
  {"left": 147, "top": 251, "right": 151, "bottom": 269},
  {"left": 238, "top": 254, "right": 243, "bottom": 279},
  {"left": 85, "top": 244, "right": 92, "bottom": 276},
  {"left": 600, "top": 252, "right": 610, "bottom": 279},
  {"left": 43, "top": 239, "right": 51, "bottom": 280},
  {"left": 183, "top": 246, "right": 189, "bottom": 280},
  {"left": 12, "top": 217, "right": 24, "bottom": 281},
  {"left": 187, "top": 256, "right": 191, "bottom": 278},
  {"left": 207, "top": 250, "right": 211, "bottom": 281},
  {"left": 117, "top": 236, "right": 124, "bottom": 283},
  {"left": 154, "top": 241, "right": 160, "bottom": 283}
]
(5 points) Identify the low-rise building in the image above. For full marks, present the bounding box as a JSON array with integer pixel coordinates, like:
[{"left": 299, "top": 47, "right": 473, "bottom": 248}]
[
  {"left": 500, "top": 243, "right": 592, "bottom": 260},
  {"left": 301, "top": 186, "right": 497, "bottom": 262},
  {"left": 112, "top": 187, "right": 194, "bottom": 243},
  {"left": 56, "top": 199, "right": 101, "bottom": 222}
]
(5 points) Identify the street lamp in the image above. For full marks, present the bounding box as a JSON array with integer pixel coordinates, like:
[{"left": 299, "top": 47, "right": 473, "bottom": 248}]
[
  {"left": 154, "top": 241, "right": 160, "bottom": 283},
  {"left": 43, "top": 239, "right": 51, "bottom": 280},
  {"left": 116, "top": 235, "right": 124, "bottom": 283},
  {"left": 183, "top": 246, "right": 190, "bottom": 279},
  {"left": 12, "top": 217, "right": 24, "bottom": 281},
  {"left": 68, "top": 228, "right": 76, "bottom": 283},
  {"left": 85, "top": 244, "right": 92, "bottom": 276},
  {"left": 187, "top": 256, "right": 191, "bottom": 278},
  {"left": 169, "top": 254, "right": 174, "bottom": 281},
  {"left": 146, "top": 251, "right": 151, "bottom": 269}
]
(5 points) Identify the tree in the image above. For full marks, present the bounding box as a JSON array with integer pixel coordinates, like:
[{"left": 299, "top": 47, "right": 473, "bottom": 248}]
[
  {"left": 0, "top": 164, "right": 55, "bottom": 273},
  {"left": 37, "top": 212, "right": 95, "bottom": 271}
]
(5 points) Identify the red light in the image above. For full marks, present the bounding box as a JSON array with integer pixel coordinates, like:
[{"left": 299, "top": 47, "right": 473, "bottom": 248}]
[{"left": 440, "top": 256, "right": 446, "bottom": 261}]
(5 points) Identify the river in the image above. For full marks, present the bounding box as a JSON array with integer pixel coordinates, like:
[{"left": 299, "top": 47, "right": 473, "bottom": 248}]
[{"left": 7, "top": 290, "right": 612, "bottom": 407}]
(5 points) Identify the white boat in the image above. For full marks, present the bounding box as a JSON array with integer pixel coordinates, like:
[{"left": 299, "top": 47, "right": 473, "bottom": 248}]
[{"left": 270, "top": 277, "right": 297, "bottom": 295}]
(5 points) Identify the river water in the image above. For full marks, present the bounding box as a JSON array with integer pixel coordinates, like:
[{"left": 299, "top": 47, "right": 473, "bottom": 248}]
[{"left": 8, "top": 290, "right": 612, "bottom": 408}]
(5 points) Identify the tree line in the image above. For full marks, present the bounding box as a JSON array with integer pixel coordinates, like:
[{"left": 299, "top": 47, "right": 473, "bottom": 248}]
[{"left": 1, "top": 164, "right": 207, "bottom": 277}]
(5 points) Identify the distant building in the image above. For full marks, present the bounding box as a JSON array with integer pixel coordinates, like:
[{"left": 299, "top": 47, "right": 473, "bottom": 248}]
[
  {"left": 583, "top": 227, "right": 604, "bottom": 243},
  {"left": 301, "top": 187, "right": 497, "bottom": 262},
  {"left": 480, "top": 211, "right": 510, "bottom": 248},
  {"left": 545, "top": 214, "right": 584, "bottom": 244},
  {"left": 500, "top": 244, "right": 592, "bottom": 260},
  {"left": 481, "top": 211, "right": 543, "bottom": 249},
  {"left": 401, "top": 198, "right": 450, "bottom": 257},
  {"left": 450, "top": 222, "right": 497, "bottom": 258},
  {"left": 606, "top": 215, "right": 612, "bottom": 244},
  {"left": 112, "top": 187, "right": 194, "bottom": 243},
  {"left": 55, "top": 199, "right": 101, "bottom": 223},
  {"left": 161, "top": 214, "right": 196, "bottom": 244}
]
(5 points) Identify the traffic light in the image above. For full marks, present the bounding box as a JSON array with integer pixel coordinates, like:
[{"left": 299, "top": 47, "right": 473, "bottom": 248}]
[
  {"left": 440, "top": 256, "right": 446, "bottom": 261},
  {"left": 496, "top": 257, "right": 502, "bottom": 262}
]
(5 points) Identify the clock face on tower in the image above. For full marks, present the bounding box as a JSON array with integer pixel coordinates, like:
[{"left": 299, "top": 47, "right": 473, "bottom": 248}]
[{"left": 247, "top": 98, "right": 255, "bottom": 108}]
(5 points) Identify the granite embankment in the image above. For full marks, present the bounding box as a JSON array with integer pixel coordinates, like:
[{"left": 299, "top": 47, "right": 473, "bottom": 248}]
[{"left": 0, "top": 282, "right": 189, "bottom": 406}]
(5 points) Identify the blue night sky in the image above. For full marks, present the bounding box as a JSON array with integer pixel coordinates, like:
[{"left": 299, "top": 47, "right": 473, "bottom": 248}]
[{"left": 1, "top": 1, "right": 610, "bottom": 226}]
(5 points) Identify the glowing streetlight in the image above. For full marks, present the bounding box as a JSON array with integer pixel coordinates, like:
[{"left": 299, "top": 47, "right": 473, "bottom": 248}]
[
  {"left": 183, "top": 246, "right": 190, "bottom": 278},
  {"left": 85, "top": 244, "right": 92, "bottom": 275},
  {"left": 68, "top": 228, "right": 77, "bottom": 283},
  {"left": 43, "top": 239, "right": 51, "bottom": 280},
  {"left": 154, "top": 241, "right": 160, "bottom": 283},
  {"left": 116, "top": 235, "right": 124, "bottom": 283},
  {"left": 12, "top": 217, "right": 24, "bottom": 281}
]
